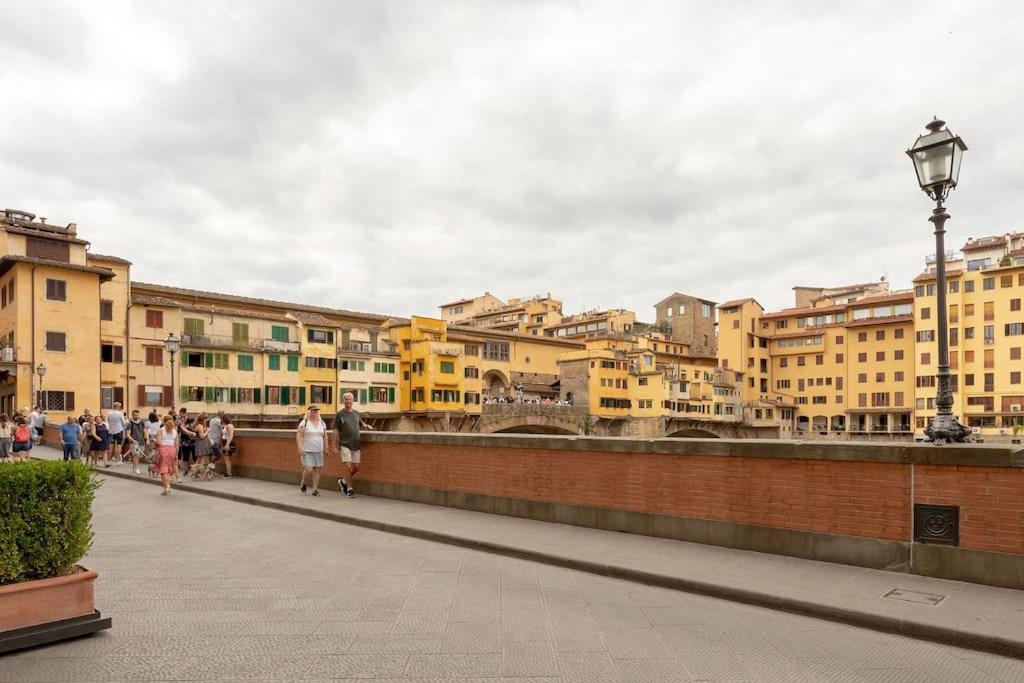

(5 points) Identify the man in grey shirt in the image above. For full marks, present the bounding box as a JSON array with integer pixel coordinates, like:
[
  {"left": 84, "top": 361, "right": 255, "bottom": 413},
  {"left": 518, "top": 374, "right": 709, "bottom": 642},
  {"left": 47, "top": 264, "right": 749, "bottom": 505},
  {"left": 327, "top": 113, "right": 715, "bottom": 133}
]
[
  {"left": 106, "top": 402, "right": 126, "bottom": 462},
  {"left": 334, "top": 392, "right": 373, "bottom": 498},
  {"left": 208, "top": 411, "right": 224, "bottom": 456}
]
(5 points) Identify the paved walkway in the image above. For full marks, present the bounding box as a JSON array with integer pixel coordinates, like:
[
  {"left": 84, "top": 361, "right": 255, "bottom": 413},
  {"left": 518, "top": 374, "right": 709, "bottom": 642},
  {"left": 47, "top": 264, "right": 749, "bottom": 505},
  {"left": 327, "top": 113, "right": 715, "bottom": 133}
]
[{"left": 4, "top": 448, "right": 1021, "bottom": 681}]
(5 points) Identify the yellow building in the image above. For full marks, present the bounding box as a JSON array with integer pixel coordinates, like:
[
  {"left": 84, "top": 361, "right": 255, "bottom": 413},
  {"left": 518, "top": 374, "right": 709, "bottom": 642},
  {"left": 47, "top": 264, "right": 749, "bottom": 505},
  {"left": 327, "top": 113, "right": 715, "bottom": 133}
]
[
  {"left": 439, "top": 292, "right": 504, "bottom": 324},
  {"left": 544, "top": 308, "right": 636, "bottom": 340},
  {"left": 913, "top": 232, "right": 1024, "bottom": 439},
  {"left": 0, "top": 210, "right": 115, "bottom": 418}
]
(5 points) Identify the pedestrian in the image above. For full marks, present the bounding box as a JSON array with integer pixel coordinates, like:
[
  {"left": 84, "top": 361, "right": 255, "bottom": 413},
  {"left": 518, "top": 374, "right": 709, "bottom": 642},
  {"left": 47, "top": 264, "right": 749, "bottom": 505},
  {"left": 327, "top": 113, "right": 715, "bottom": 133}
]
[
  {"left": 296, "top": 406, "right": 327, "bottom": 496},
  {"left": 207, "top": 410, "right": 224, "bottom": 461},
  {"left": 59, "top": 416, "right": 82, "bottom": 461},
  {"left": 12, "top": 416, "right": 32, "bottom": 461},
  {"left": 77, "top": 408, "right": 93, "bottom": 428},
  {"left": 177, "top": 409, "right": 195, "bottom": 476},
  {"left": 106, "top": 402, "right": 126, "bottom": 463},
  {"left": 125, "top": 409, "right": 147, "bottom": 475},
  {"left": 155, "top": 415, "right": 179, "bottom": 495},
  {"left": 334, "top": 392, "right": 373, "bottom": 498},
  {"left": 0, "top": 414, "right": 12, "bottom": 462},
  {"left": 220, "top": 416, "right": 236, "bottom": 477},
  {"left": 28, "top": 405, "right": 41, "bottom": 444},
  {"left": 187, "top": 414, "right": 210, "bottom": 474},
  {"left": 92, "top": 415, "right": 111, "bottom": 467}
]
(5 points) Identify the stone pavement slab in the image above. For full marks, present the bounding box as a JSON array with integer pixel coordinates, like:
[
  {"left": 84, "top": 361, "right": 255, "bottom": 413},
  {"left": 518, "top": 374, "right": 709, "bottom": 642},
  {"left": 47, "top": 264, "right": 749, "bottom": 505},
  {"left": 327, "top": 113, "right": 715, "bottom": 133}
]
[
  {"left": 6, "top": 471, "right": 1024, "bottom": 681},
  {"left": 27, "top": 445, "right": 1024, "bottom": 661}
]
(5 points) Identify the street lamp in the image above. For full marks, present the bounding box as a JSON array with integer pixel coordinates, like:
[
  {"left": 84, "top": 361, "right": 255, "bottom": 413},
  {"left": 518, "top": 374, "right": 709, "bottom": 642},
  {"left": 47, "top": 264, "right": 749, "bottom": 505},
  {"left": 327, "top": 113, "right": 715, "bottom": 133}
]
[
  {"left": 36, "top": 363, "right": 46, "bottom": 408},
  {"left": 906, "top": 117, "right": 970, "bottom": 445},
  {"left": 164, "top": 333, "right": 181, "bottom": 409}
]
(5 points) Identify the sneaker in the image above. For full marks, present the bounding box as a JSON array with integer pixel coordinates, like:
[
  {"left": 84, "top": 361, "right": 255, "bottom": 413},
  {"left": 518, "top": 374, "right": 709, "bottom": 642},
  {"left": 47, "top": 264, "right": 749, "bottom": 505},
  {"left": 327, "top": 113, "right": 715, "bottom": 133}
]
[
  {"left": 346, "top": 490, "right": 355, "bottom": 498},
  {"left": 300, "top": 484, "right": 307, "bottom": 494},
  {"left": 338, "top": 478, "right": 349, "bottom": 494},
  {"left": 312, "top": 490, "right": 319, "bottom": 497}
]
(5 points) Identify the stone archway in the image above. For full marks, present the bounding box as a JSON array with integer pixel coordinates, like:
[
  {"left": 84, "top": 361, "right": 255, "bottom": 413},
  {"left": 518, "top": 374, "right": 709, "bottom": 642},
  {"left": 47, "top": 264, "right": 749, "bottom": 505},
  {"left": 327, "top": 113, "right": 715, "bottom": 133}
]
[
  {"left": 482, "top": 369, "right": 510, "bottom": 396},
  {"left": 665, "top": 428, "right": 721, "bottom": 439}
]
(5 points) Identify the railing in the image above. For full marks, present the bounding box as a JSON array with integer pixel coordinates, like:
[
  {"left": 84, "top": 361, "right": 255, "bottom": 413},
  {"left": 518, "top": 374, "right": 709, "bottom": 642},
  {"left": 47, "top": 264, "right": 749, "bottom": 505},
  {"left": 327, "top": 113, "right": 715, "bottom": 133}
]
[
  {"left": 481, "top": 403, "right": 586, "bottom": 419},
  {"left": 181, "top": 333, "right": 300, "bottom": 354}
]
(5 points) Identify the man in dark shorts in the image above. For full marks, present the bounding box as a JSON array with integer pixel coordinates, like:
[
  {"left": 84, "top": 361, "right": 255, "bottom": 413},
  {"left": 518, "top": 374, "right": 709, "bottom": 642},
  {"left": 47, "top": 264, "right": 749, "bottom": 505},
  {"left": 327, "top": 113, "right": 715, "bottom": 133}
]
[{"left": 334, "top": 392, "right": 373, "bottom": 498}]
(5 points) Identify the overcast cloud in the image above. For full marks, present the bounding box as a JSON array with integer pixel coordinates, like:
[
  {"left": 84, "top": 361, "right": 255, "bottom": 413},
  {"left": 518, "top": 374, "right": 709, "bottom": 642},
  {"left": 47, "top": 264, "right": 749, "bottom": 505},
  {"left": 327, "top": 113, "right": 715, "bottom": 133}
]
[{"left": 2, "top": 1, "right": 1022, "bottom": 319}]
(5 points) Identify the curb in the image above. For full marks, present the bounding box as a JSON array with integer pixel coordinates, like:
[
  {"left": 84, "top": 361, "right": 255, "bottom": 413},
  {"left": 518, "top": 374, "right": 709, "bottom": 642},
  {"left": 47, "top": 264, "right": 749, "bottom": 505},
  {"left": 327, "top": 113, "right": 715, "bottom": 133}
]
[{"left": 92, "top": 467, "right": 1024, "bottom": 658}]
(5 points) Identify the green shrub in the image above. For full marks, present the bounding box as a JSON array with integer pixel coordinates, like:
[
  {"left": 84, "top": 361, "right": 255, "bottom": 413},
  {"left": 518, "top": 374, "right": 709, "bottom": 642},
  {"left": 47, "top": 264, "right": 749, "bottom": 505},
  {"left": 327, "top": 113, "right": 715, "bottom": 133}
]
[{"left": 0, "top": 460, "right": 99, "bottom": 585}]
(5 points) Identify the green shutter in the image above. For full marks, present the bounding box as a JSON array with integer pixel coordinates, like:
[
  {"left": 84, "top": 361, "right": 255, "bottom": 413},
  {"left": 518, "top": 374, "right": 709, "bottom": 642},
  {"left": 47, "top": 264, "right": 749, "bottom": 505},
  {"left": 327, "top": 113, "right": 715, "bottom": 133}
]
[
  {"left": 238, "top": 355, "right": 253, "bottom": 371},
  {"left": 204, "top": 386, "right": 214, "bottom": 402},
  {"left": 341, "top": 329, "right": 350, "bottom": 349},
  {"left": 230, "top": 388, "right": 237, "bottom": 403},
  {"left": 281, "top": 387, "right": 290, "bottom": 405},
  {"left": 254, "top": 388, "right": 261, "bottom": 404},
  {"left": 388, "top": 387, "right": 395, "bottom": 403},
  {"left": 272, "top": 325, "right": 288, "bottom": 342},
  {"left": 264, "top": 386, "right": 270, "bottom": 404},
  {"left": 327, "top": 331, "right": 334, "bottom": 345},
  {"left": 268, "top": 354, "right": 280, "bottom": 371},
  {"left": 298, "top": 387, "right": 306, "bottom": 406},
  {"left": 181, "top": 386, "right": 190, "bottom": 402},
  {"left": 204, "top": 352, "right": 213, "bottom": 368},
  {"left": 287, "top": 355, "right": 298, "bottom": 372},
  {"left": 359, "top": 388, "right": 367, "bottom": 404}
]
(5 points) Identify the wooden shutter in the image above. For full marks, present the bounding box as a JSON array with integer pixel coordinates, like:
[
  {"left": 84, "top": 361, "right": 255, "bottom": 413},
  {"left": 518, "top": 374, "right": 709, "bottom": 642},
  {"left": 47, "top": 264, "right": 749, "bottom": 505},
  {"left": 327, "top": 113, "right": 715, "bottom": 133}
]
[
  {"left": 388, "top": 387, "right": 395, "bottom": 403},
  {"left": 162, "top": 386, "right": 173, "bottom": 406},
  {"left": 327, "top": 331, "right": 334, "bottom": 344},
  {"left": 181, "top": 386, "right": 190, "bottom": 402},
  {"left": 254, "top": 388, "right": 261, "bottom": 404},
  {"left": 66, "top": 392, "right": 75, "bottom": 412},
  {"left": 230, "top": 388, "right": 237, "bottom": 403},
  {"left": 204, "top": 352, "right": 213, "bottom": 368},
  {"left": 359, "top": 388, "right": 367, "bottom": 404},
  {"left": 138, "top": 385, "right": 146, "bottom": 407},
  {"left": 264, "top": 386, "right": 270, "bottom": 404},
  {"left": 113, "top": 346, "right": 124, "bottom": 363},
  {"left": 298, "top": 386, "right": 306, "bottom": 406},
  {"left": 113, "top": 387, "right": 124, "bottom": 406},
  {"left": 281, "top": 387, "right": 290, "bottom": 405},
  {"left": 203, "top": 386, "right": 213, "bottom": 402},
  {"left": 369, "top": 331, "right": 378, "bottom": 351}
]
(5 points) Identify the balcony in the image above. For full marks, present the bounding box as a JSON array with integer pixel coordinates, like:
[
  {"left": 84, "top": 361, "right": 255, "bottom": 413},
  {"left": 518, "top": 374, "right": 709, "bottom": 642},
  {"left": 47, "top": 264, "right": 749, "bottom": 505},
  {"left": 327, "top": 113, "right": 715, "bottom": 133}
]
[{"left": 181, "top": 333, "right": 300, "bottom": 354}]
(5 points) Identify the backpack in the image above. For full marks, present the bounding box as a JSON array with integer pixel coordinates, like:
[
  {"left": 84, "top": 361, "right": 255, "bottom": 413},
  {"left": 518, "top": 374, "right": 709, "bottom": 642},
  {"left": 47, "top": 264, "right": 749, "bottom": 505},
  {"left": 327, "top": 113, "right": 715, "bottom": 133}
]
[{"left": 14, "top": 424, "right": 31, "bottom": 443}]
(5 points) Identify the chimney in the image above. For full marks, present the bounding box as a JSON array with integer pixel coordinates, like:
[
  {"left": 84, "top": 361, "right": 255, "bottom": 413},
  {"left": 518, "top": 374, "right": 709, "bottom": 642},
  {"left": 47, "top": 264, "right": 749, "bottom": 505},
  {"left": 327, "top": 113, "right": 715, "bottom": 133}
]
[
  {"left": 38, "top": 217, "right": 46, "bottom": 224},
  {"left": 66, "top": 223, "right": 77, "bottom": 235}
]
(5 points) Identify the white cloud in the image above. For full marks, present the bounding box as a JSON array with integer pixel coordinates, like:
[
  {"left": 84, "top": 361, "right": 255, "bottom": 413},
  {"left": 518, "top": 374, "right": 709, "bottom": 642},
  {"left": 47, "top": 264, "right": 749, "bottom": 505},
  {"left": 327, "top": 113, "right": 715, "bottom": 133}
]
[{"left": 1, "top": 0, "right": 1021, "bottom": 319}]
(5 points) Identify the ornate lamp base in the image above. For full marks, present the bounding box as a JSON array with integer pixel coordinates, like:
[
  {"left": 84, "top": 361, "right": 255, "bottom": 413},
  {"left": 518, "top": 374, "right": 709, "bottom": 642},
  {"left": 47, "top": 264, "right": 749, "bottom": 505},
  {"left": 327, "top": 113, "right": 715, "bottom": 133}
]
[{"left": 924, "top": 415, "right": 972, "bottom": 445}]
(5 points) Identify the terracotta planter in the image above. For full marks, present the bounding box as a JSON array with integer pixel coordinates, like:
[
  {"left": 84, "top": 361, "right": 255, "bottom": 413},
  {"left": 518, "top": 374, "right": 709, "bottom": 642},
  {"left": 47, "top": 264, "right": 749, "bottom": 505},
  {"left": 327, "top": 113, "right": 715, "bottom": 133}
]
[{"left": 0, "top": 566, "right": 110, "bottom": 653}]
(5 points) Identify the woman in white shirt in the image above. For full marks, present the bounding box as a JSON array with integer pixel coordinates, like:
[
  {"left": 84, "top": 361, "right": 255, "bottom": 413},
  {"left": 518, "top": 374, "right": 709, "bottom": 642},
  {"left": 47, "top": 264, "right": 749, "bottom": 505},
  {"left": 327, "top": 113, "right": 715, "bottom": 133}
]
[
  {"left": 295, "top": 406, "right": 328, "bottom": 496},
  {"left": 155, "top": 415, "right": 179, "bottom": 496}
]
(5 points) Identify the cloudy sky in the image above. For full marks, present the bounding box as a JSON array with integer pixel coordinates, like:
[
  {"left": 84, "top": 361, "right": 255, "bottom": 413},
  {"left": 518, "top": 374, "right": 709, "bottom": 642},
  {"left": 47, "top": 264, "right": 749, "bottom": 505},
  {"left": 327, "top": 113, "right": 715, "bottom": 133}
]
[{"left": 2, "top": 1, "right": 1022, "bottom": 320}]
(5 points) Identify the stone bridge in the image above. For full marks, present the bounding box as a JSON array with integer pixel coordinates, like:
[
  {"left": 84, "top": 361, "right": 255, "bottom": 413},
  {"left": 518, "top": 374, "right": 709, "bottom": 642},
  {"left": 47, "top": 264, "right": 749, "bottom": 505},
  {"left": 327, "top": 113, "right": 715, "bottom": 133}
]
[{"left": 478, "top": 404, "right": 587, "bottom": 435}]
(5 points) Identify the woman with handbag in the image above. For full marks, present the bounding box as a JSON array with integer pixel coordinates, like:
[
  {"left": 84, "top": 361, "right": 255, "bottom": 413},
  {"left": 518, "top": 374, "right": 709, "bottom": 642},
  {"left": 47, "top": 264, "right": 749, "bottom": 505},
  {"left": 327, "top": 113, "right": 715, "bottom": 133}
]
[
  {"left": 155, "top": 415, "right": 179, "bottom": 495},
  {"left": 91, "top": 415, "right": 111, "bottom": 467}
]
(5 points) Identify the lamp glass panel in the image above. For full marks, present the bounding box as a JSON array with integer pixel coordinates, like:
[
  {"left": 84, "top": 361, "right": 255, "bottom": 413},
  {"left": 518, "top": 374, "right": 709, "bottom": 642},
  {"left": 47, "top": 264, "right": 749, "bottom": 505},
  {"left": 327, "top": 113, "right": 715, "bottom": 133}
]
[
  {"left": 950, "top": 141, "right": 964, "bottom": 186},
  {"left": 913, "top": 141, "right": 953, "bottom": 188}
]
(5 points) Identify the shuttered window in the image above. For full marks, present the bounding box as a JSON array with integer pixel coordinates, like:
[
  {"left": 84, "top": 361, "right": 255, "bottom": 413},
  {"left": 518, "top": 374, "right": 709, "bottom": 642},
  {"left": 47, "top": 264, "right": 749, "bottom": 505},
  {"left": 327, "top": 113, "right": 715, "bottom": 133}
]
[
  {"left": 145, "top": 309, "right": 163, "bottom": 328},
  {"left": 45, "top": 331, "right": 66, "bottom": 351},
  {"left": 27, "top": 237, "right": 70, "bottom": 262},
  {"left": 45, "top": 279, "right": 67, "bottom": 301},
  {"left": 145, "top": 347, "right": 163, "bottom": 366}
]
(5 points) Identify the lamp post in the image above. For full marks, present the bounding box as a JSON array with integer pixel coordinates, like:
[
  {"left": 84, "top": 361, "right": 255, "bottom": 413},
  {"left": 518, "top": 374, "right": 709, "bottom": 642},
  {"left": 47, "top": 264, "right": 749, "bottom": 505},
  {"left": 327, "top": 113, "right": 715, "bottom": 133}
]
[
  {"left": 164, "top": 333, "right": 181, "bottom": 409},
  {"left": 906, "top": 117, "right": 971, "bottom": 445},
  {"left": 36, "top": 363, "right": 46, "bottom": 408}
]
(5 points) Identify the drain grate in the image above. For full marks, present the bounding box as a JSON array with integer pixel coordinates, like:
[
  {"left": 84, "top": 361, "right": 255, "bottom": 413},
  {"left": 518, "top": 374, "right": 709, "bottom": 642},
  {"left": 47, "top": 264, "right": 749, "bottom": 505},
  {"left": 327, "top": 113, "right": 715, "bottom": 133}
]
[{"left": 883, "top": 588, "right": 946, "bottom": 606}]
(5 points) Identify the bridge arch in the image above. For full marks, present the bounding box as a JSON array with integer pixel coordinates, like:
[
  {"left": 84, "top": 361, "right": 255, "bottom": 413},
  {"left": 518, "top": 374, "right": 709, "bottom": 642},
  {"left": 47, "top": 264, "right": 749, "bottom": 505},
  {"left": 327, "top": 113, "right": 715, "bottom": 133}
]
[
  {"left": 482, "top": 369, "right": 511, "bottom": 396},
  {"left": 480, "top": 414, "right": 582, "bottom": 435},
  {"left": 665, "top": 428, "right": 721, "bottom": 439}
]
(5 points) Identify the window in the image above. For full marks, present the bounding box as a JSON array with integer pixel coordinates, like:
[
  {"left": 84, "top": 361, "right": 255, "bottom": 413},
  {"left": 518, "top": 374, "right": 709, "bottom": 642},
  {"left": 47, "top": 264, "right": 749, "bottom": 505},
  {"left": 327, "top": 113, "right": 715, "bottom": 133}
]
[
  {"left": 464, "top": 344, "right": 479, "bottom": 356},
  {"left": 920, "top": 308, "right": 930, "bottom": 320},
  {"left": 776, "top": 379, "right": 790, "bottom": 389},
  {"left": 482, "top": 341, "right": 509, "bottom": 361},
  {"left": 1012, "top": 372, "right": 1022, "bottom": 385},
  {"left": 915, "top": 285, "right": 924, "bottom": 297},
  {"left": 45, "top": 278, "right": 67, "bottom": 301},
  {"left": 916, "top": 330, "right": 935, "bottom": 342},
  {"left": 950, "top": 328, "right": 958, "bottom": 346},
  {"left": 1006, "top": 323, "right": 1024, "bottom": 336},
  {"left": 950, "top": 281, "right": 960, "bottom": 293},
  {"left": 339, "top": 359, "right": 365, "bottom": 371},
  {"left": 894, "top": 371, "right": 904, "bottom": 382},
  {"left": 875, "top": 351, "right": 885, "bottom": 361},
  {"left": 701, "top": 303, "right": 711, "bottom": 317},
  {"left": 268, "top": 354, "right": 280, "bottom": 371},
  {"left": 101, "top": 343, "right": 123, "bottom": 363},
  {"left": 464, "top": 367, "right": 479, "bottom": 379},
  {"left": 857, "top": 373, "right": 867, "bottom": 383},
  {"left": 984, "top": 325, "right": 995, "bottom": 343},
  {"left": 40, "top": 390, "right": 75, "bottom": 412},
  {"left": 894, "top": 328, "right": 904, "bottom": 339},
  {"left": 965, "top": 280, "right": 975, "bottom": 293},
  {"left": 440, "top": 361, "right": 455, "bottom": 374},
  {"left": 100, "top": 300, "right": 114, "bottom": 321},
  {"left": 373, "top": 362, "right": 396, "bottom": 373},
  {"left": 146, "top": 309, "right": 164, "bottom": 328},
  {"left": 965, "top": 350, "right": 975, "bottom": 363},
  {"left": 812, "top": 396, "right": 827, "bottom": 405},
  {"left": 921, "top": 353, "right": 931, "bottom": 365},
  {"left": 1013, "top": 347, "right": 1022, "bottom": 360},
  {"left": 985, "top": 349, "right": 995, "bottom": 369},
  {"left": 964, "top": 374, "right": 974, "bottom": 386},
  {"left": 1013, "top": 299, "right": 1022, "bottom": 313},
  {"left": 310, "top": 385, "right": 333, "bottom": 404},
  {"left": 307, "top": 329, "right": 334, "bottom": 344},
  {"left": 232, "top": 323, "right": 249, "bottom": 342},
  {"left": 184, "top": 352, "right": 204, "bottom": 368},
  {"left": 949, "top": 305, "right": 959, "bottom": 323},
  {"left": 100, "top": 387, "right": 124, "bottom": 410},
  {"left": 858, "top": 353, "right": 867, "bottom": 363},
  {"left": 983, "top": 277, "right": 995, "bottom": 290},
  {"left": 238, "top": 355, "right": 254, "bottom": 371},
  {"left": 895, "top": 392, "right": 905, "bottom": 407},
  {"left": 271, "top": 326, "right": 289, "bottom": 342},
  {"left": 184, "top": 318, "right": 204, "bottom": 336},
  {"left": 984, "top": 302, "right": 995, "bottom": 321},
  {"left": 965, "top": 327, "right": 975, "bottom": 339},
  {"left": 835, "top": 353, "right": 844, "bottom": 363},
  {"left": 876, "top": 372, "right": 885, "bottom": 382},
  {"left": 985, "top": 372, "right": 995, "bottom": 392},
  {"left": 306, "top": 356, "right": 337, "bottom": 369},
  {"left": 797, "top": 356, "right": 806, "bottom": 366},
  {"left": 836, "top": 377, "right": 844, "bottom": 390},
  {"left": 45, "top": 331, "right": 67, "bottom": 352},
  {"left": 857, "top": 332, "right": 867, "bottom": 342},
  {"left": 779, "top": 357, "right": 788, "bottom": 368},
  {"left": 835, "top": 335, "right": 844, "bottom": 344},
  {"left": 142, "top": 385, "right": 168, "bottom": 407},
  {"left": 27, "top": 237, "right": 70, "bottom": 262},
  {"left": 871, "top": 392, "right": 890, "bottom": 407}
]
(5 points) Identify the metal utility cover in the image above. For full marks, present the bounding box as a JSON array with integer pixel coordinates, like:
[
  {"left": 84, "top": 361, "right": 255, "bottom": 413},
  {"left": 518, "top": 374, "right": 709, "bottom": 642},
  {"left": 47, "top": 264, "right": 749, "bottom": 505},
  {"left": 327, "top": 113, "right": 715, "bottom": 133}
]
[{"left": 883, "top": 588, "right": 946, "bottom": 606}]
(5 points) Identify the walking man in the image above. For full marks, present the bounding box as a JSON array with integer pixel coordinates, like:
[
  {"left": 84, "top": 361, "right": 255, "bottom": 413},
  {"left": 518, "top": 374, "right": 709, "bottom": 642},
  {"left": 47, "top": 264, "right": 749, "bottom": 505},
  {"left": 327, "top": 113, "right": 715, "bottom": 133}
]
[
  {"left": 29, "top": 405, "right": 45, "bottom": 444},
  {"left": 107, "top": 402, "right": 126, "bottom": 463},
  {"left": 59, "top": 416, "right": 82, "bottom": 461},
  {"left": 334, "top": 392, "right": 373, "bottom": 498}
]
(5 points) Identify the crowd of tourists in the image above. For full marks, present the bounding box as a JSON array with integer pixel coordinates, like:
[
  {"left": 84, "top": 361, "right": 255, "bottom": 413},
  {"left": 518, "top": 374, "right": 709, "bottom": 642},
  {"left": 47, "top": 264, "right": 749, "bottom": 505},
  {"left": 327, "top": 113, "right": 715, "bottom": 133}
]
[
  {"left": 483, "top": 395, "right": 573, "bottom": 406},
  {"left": 3, "top": 391, "right": 373, "bottom": 501}
]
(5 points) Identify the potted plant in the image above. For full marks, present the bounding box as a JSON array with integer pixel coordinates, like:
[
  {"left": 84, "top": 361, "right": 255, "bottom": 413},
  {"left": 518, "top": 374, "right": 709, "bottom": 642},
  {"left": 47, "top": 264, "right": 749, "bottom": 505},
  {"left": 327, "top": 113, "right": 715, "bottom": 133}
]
[{"left": 0, "top": 460, "right": 109, "bottom": 653}]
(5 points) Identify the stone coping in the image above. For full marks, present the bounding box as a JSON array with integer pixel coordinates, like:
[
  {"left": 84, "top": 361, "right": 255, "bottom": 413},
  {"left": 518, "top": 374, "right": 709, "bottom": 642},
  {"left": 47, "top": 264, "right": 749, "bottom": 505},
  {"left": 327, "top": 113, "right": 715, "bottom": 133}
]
[{"left": 235, "top": 429, "right": 1024, "bottom": 467}]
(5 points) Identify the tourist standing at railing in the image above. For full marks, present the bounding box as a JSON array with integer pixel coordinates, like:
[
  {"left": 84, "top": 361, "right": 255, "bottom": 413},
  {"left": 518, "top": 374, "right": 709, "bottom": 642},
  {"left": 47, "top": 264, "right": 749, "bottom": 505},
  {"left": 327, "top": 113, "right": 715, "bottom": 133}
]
[
  {"left": 297, "top": 406, "right": 327, "bottom": 496},
  {"left": 59, "top": 416, "right": 81, "bottom": 461},
  {"left": 334, "top": 392, "right": 373, "bottom": 498},
  {"left": 208, "top": 410, "right": 224, "bottom": 462},
  {"left": 221, "top": 416, "right": 235, "bottom": 477},
  {"left": 155, "top": 415, "right": 179, "bottom": 495}
]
